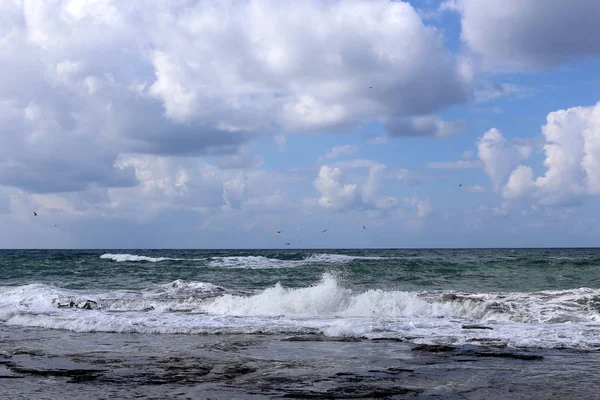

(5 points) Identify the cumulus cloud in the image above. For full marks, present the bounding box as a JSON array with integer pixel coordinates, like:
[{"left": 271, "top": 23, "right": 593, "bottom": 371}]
[
  {"left": 479, "top": 102, "right": 600, "bottom": 206},
  {"left": 313, "top": 165, "right": 359, "bottom": 211},
  {"left": 446, "top": 0, "right": 600, "bottom": 70},
  {"left": 0, "top": 0, "right": 472, "bottom": 196},
  {"left": 477, "top": 128, "right": 531, "bottom": 191},
  {"left": 313, "top": 159, "right": 397, "bottom": 211},
  {"left": 386, "top": 115, "right": 465, "bottom": 137}
]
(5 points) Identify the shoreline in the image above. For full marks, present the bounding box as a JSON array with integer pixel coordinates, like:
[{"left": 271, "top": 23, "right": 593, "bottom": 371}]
[{"left": 2, "top": 326, "right": 599, "bottom": 399}]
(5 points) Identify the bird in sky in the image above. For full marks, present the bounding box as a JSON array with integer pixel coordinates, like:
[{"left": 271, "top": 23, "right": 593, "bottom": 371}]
[
  {"left": 362, "top": 225, "right": 367, "bottom": 230},
  {"left": 459, "top": 184, "right": 463, "bottom": 187},
  {"left": 33, "top": 211, "right": 37, "bottom": 216},
  {"left": 322, "top": 229, "right": 329, "bottom": 233},
  {"left": 285, "top": 242, "right": 291, "bottom": 246},
  {"left": 277, "top": 231, "right": 281, "bottom": 234}
]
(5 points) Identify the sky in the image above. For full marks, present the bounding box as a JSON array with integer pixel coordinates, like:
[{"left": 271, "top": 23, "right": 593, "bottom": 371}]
[{"left": 1, "top": 0, "right": 600, "bottom": 249}]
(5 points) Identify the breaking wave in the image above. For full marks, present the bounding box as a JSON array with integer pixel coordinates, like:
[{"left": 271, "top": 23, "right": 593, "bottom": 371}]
[
  {"left": 99, "top": 252, "right": 391, "bottom": 268},
  {"left": 100, "top": 253, "right": 182, "bottom": 263},
  {"left": 2, "top": 274, "right": 600, "bottom": 350}
]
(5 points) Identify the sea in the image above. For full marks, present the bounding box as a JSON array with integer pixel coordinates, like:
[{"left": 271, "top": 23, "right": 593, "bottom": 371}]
[{"left": 1, "top": 248, "right": 600, "bottom": 399}]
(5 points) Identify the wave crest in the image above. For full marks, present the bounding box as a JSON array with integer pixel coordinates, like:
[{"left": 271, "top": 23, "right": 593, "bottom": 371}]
[{"left": 100, "top": 253, "right": 177, "bottom": 262}]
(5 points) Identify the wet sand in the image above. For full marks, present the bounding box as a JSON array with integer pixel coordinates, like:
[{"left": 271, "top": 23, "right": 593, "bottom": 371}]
[{"left": 1, "top": 326, "right": 599, "bottom": 399}]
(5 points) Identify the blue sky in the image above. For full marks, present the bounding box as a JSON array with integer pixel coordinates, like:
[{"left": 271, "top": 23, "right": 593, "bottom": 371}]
[{"left": 1, "top": 0, "right": 600, "bottom": 248}]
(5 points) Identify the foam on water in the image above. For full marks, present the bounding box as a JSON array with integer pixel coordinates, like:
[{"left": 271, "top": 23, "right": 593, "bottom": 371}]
[
  {"left": 2, "top": 274, "right": 600, "bottom": 350},
  {"left": 207, "top": 253, "right": 391, "bottom": 269},
  {"left": 100, "top": 252, "right": 392, "bottom": 268},
  {"left": 100, "top": 253, "right": 180, "bottom": 262}
]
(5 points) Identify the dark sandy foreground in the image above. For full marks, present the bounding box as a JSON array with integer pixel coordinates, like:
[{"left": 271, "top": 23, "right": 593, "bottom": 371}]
[{"left": 1, "top": 326, "right": 599, "bottom": 399}]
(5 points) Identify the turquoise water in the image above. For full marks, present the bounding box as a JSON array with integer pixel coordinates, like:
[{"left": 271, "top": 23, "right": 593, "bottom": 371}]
[{"left": 2, "top": 248, "right": 599, "bottom": 292}]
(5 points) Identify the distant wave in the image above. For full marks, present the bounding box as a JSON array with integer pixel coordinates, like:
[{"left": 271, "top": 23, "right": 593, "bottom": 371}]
[
  {"left": 100, "top": 252, "right": 392, "bottom": 267},
  {"left": 100, "top": 253, "right": 188, "bottom": 262},
  {"left": 208, "top": 253, "right": 392, "bottom": 269},
  {"left": 2, "top": 276, "right": 600, "bottom": 349}
]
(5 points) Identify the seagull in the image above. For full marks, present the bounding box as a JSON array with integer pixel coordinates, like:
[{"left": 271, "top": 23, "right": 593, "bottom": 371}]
[
  {"left": 459, "top": 184, "right": 463, "bottom": 187},
  {"left": 54, "top": 224, "right": 58, "bottom": 228},
  {"left": 33, "top": 211, "right": 37, "bottom": 216},
  {"left": 277, "top": 231, "right": 281, "bottom": 234},
  {"left": 285, "top": 242, "right": 291, "bottom": 246},
  {"left": 369, "top": 86, "right": 373, "bottom": 89},
  {"left": 362, "top": 225, "right": 367, "bottom": 230},
  {"left": 322, "top": 229, "right": 329, "bottom": 233}
]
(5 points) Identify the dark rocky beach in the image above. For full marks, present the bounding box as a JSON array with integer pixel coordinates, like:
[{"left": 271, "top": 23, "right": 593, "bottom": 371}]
[{"left": 2, "top": 325, "right": 599, "bottom": 399}]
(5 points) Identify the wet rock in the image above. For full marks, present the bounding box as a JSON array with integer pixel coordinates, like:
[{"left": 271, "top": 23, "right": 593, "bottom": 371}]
[
  {"left": 0, "top": 364, "right": 23, "bottom": 379},
  {"left": 281, "top": 384, "right": 424, "bottom": 398},
  {"left": 53, "top": 299, "right": 100, "bottom": 310},
  {"left": 462, "top": 324, "right": 494, "bottom": 330},
  {"left": 78, "top": 300, "right": 99, "bottom": 310},
  {"left": 368, "top": 367, "right": 414, "bottom": 374},
  {"left": 54, "top": 300, "right": 75, "bottom": 308},
  {"left": 413, "top": 344, "right": 456, "bottom": 352}
]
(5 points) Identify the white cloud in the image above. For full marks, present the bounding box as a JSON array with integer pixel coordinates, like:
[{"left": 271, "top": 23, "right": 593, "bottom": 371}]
[
  {"left": 145, "top": 0, "right": 470, "bottom": 131},
  {"left": 0, "top": 0, "right": 471, "bottom": 196},
  {"left": 447, "top": 0, "right": 600, "bottom": 71},
  {"left": 313, "top": 165, "right": 359, "bottom": 211},
  {"left": 503, "top": 165, "right": 535, "bottom": 200},
  {"left": 477, "top": 128, "right": 530, "bottom": 192},
  {"left": 479, "top": 102, "right": 600, "bottom": 206}
]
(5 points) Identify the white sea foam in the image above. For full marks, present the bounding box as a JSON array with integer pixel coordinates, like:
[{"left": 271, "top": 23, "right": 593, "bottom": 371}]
[
  {"left": 100, "top": 253, "right": 179, "bottom": 262},
  {"left": 207, "top": 253, "right": 391, "bottom": 269},
  {"left": 100, "top": 252, "right": 393, "bottom": 267},
  {"left": 3, "top": 276, "right": 600, "bottom": 350}
]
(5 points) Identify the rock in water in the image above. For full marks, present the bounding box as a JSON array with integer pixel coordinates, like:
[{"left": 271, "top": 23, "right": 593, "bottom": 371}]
[{"left": 78, "top": 300, "right": 99, "bottom": 310}]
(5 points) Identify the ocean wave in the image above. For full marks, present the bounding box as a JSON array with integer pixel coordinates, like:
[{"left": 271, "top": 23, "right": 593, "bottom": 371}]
[
  {"left": 207, "top": 253, "right": 391, "bottom": 269},
  {"left": 99, "top": 252, "right": 392, "bottom": 267},
  {"left": 3, "top": 277, "right": 600, "bottom": 350},
  {"left": 100, "top": 253, "right": 181, "bottom": 262}
]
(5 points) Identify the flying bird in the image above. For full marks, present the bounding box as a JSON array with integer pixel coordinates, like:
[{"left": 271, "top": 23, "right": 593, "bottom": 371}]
[
  {"left": 369, "top": 86, "right": 373, "bottom": 89},
  {"left": 54, "top": 224, "right": 58, "bottom": 228},
  {"left": 362, "top": 225, "right": 367, "bottom": 230},
  {"left": 459, "top": 184, "right": 463, "bottom": 187},
  {"left": 277, "top": 231, "right": 281, "bottom": 234},
  {"left": 322, "top": 229, "right": 329, "bottom": 233},
  {"left": 285, "top": 242, "right": 291, "bottom": 246},
  {"left": 33, "top": 211, "right": 37, "bottom": 216}
]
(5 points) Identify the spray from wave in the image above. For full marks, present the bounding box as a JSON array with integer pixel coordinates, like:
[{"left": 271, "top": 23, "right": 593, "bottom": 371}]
[{"left": 2, "top": 275, "right": 600, "bottom": 349}]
